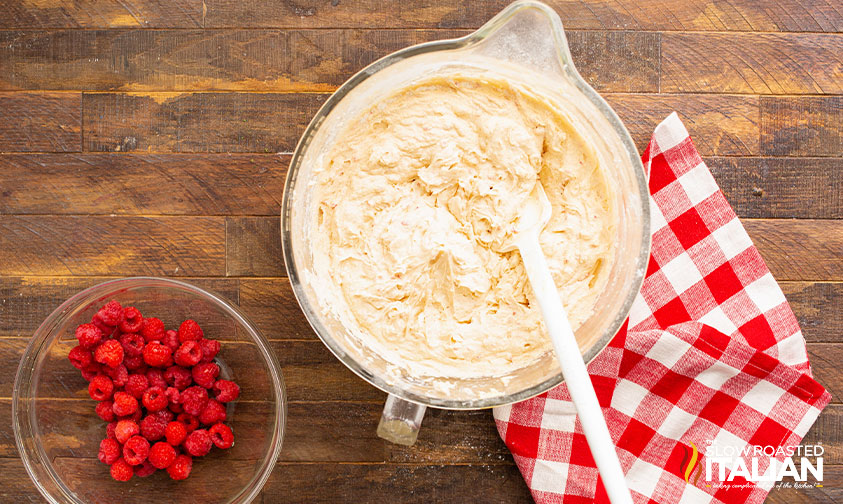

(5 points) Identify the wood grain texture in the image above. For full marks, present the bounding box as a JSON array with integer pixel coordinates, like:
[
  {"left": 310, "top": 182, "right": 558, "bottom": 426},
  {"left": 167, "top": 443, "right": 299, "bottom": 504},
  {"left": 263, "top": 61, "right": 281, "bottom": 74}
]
[
  {"left": 0, "top": 153, "right": 287, "bottom": 215},
  {"left": 765, "top": 467, "right": 843, "bottom": 503},
  {"left": 0, "top": 0, "right": 202, "bottom": 28},
  {"left": 745, "top": 219, "right": 843, "bottom": 282},
  {"left": 662, "top": 33, "right": 843, "bottom": 94},
  {"left": 226, "top": 217, "right": 284, "bottom": 276},
  {"left": 782, "top": 282, "right": 842, "bottom": 343},
  {"left": 0, "top": 92, "right": 80, "bottom": 152},
  {"left": 808, "top": 344, "right": 843, "bottom": 402},
  {"left": 760, "top": 96, "right": 842, "bottom": 157}
]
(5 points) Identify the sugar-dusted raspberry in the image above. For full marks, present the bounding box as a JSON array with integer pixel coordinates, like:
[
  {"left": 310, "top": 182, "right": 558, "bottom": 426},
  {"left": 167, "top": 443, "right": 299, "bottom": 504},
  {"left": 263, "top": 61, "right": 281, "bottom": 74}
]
[
  {"left": 81, "top": 362, "right": 102, "bottom": 381},
  {"left": 96, "top": 400, "right": 115, "bottom": 422},
  {"left": 173, "top": 341, "right": 202, "bottom": 367},
  {"left": 178, "top": 319, "right": 204, "bottom": 343},
  {"left": 68, "top": 346, "right": 93, "bottom": 370},
  {"left": 176, "top": 413, "right": 199, "bottom": 433},
  {"left": 164, "top": 365, "right": 192, "bottom": 391},
  {"left": 192, "top": 362, "right": 219, "bottom": 389},
  {"left": 110, "top": 458, "right": 134, "bottom": 482},
  {"left": 165, "top": 421, "right": 188, "bottom": 446},
  {"left": 112, "top": 391, "right": 139, "bottom": 417},
  {"left": 123, "top": 435, "right": 149, "bottom": 466},
  {"left": 123, "top": 354, "right": 145, "bottom": 371},
  {"left": 106, "top": 421, "right": 118, "bottom": 439},
  {"left": 209, "top": 423, "right": 234, "bottom": 449},
  {"left": 167, "top": 454, "right": 192, "bottom": 480},
  {"left": 183, "top": 429, "right": 212, "bottom": 457},
  {"left": 119, "top": 332, "right": 145, "bottom": 357},
  {"left": 140, "top": 317, "right": 165, "bottom": 342},
  {"left": 75, "top": 323, "right": 103, "bottom": 350},
  {"left": 115, "top": 419, "right": 139, "bottom": 444},
  {"left": 94, "top": 340, "right": 124, "bottom": 369},
  {"left": 146, "top": 368, "right": 167, "bottom": 389},
  {"left": 198, "top": 399, "right": 226, "bottom": 425},
  {"left": 142, "top": 386, "right": 168, "bottom": 412},
  {"left": 143, "top": 341, "right": 172, "bottom": 367},
  {"left": 104, "top": 363, "right": 128, "bottom": 388},
  {"left": 180, "top": 386, "right": 208, "bottom": 416},
  {"left": 134, "top": 460, "right": 157, "bottom": 477},
  {"left": 165, "top": 386, "right": 180, "bottom": 406},
  {"left": 148, "top": 441, "right": 177, "bottom": 469},
  {"left": 213, "top": 379, "right": 240, "bottom": 403},
  {"left": 98, "top": 438, "right": 121, "bottom": 465},
  {"left": 124, "top": 374, "right": 148, "bottom": 399},
  {"left": 96, "top": 300, "right": 124, "bottom": 327},
  {"left": 161, "top": 329, "right": 180, "bottom": 352},
  {"left": 88, "top": 375, "right": 114, "bottom": 401},
  {"left": 199, "top": 338, "right": 221, "bottom": 363},
  {"left": 119, "top": 306, "right": 143, "bottom": 333}
]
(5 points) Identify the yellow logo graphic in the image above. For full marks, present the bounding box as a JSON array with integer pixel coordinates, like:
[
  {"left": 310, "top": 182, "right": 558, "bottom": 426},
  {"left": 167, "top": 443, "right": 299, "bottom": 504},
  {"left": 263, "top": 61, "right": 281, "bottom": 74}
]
[{"left": 680, "top": 442, "right": 703, "bottom": 485}]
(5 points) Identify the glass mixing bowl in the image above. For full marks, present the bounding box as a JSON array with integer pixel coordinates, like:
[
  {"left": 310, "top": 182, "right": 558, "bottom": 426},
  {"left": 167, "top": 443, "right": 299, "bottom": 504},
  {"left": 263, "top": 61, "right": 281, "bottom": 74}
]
[
  {"left": 282, "top": 0, "right": 650, "bottom": 444},
  {"left": 13, "top": 277, "right": 286, "bottom": 503}
]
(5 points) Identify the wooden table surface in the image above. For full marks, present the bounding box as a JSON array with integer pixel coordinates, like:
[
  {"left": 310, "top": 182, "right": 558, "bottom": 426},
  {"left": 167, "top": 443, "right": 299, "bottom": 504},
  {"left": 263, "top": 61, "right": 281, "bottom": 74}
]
[{"left": 0, "top": 0, "right": 840, "bottom": 502}]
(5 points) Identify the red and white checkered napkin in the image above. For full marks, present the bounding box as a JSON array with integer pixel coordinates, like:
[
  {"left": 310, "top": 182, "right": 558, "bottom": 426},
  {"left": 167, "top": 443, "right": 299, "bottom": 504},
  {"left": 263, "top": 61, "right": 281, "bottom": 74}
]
[{"left": 493, "top": 113, "right": 831, "bottom": 504}]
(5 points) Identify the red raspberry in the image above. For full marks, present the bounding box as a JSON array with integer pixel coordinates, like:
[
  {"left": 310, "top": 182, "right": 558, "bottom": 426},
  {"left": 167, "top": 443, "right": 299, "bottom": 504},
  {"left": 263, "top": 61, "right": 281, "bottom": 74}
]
[
  {"left": 119, "top": 408, "right": 143, "bottom": 423},
  {"left": 209, "top": 423, "right": 234, "bottom": 449},
  {"left": 180, "top": 386, "right": 208, "bottom": 416},
  {"left": 91, "top": 314, "right": 114, "bottom": 336},
  {"left": 162, "top": 329, "right": 180, "bottom": 352},
  {"left": 183, "top": 429, "right": 212, "bottom": 457},
  {"left": 140, "top": 317, "right": 165, "bottom": 342},
  {"left": 119, "top": 306, "right": 143, "bottom": 333},
  {"left": 173, "top": 341, "right": 202, "bottom": 367},
  {"left": 88, "top": 375, "right": 114, "bottom": 401},
  {"left": 178, "top": 319, "right": 204, "bottom": 343},
  {"left": 124, "top": 374, "right": 149, "bottom": 399},
  {"left": 94, "top": 340, "right": 124, "bottom": 368},
  {"left": 198, "top": 399, "right": 226, "bottom": 425},
  {"left": 115, "top": 419, "right": 139, "bottom": 444},
  {"left": 139, "top": 414, "right": 166, "bottom": 441},
  {"left": 142, "top": 386, "right": 168, "bottom": 412},
  {"left": 68, "top": 346, "right": 93, "bottom": 370},
  {"left": 213, "top": 379, "right": 240, "bottom": 402},
  {"left": 148, "top": 441, "right": 177, "bottom": 469},
  {"left": 119, "top": 332, "right": 145, "bottom": 357},
  {"left": 96, "top": 400, "right": 115, "bottom": 422},
  {"left": 164, "top": 365, "right": 192, "bottom": 390},
  {"left": 199, "top": 338, "right": 221, "bottom": 363},
  {"left": 167, "top": 454, "right": 192, "bottom": 480},
  {"left": 98, "top": 438, "right": 121, "bottom": 465},
  {"left": 192, "top": 362, "right": 219, "bottom": 389},
  {"left": 177, "top": 413, "right": 199, "bottom": 433},
  {"left": 111, "top": 392, "right": 139, "bottom": 417},
  {"left": 103, "top": 363, "right": 128, "bottom": 388},
  {"left": 165, "top": 421, "right": 188, "bottom": 446},
  {"left": 146, "top": 368, "right": 167, "bottom": 389},
  {"left": 80, "top": 362, "right": 102, "bottom": 381},
  {"left": 96, "top": 300, "right": 124, "bottom": 327},
  {"left": 110, "top": 458, "right": 133, "bottom": 481},
  {"left": 169, "top": 402, "right": 183, "bottom": 414},
  {"left": 143, "top": 341, "right": 172, "bottom": 367},
  {"left": 134, "top": 460, "right": 157, "bottom": 477},
  {"left": 165, "top": 386, "right": 180, "bottom": 406},
  {"left": 123, "top": 435, "right": 149, "bottom": 466},
  {"left": 106, "top": 421, "right": 118, "bottom": 439},
  {"left": 123, "top": 354, "right": 145, "bottom": 371},
  {"left": 75, "top": 323, "right": 103, "bottom": 350}
]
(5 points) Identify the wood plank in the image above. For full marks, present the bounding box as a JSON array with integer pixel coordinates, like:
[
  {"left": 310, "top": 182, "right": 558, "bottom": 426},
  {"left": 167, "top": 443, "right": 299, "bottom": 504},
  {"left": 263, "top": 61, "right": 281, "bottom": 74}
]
[
  {"left": 239, "top": 278, "right": 317, "bottom": 341},
  {"left": 662, "top": 33, "right": 843, "bottom": 94},
  {"left": 82, "top": 92, "right": 328, "bottom": 153},
  {"left": 808, "top": 344, "right": 843, "bottom": 403},
  {"left": 0, "top": 0, "right": 202, "bottom": 28},
  {"left": 746, "top": 220, "right": 843, "bottom": 282},
  {"left": 782, "top": 282, "right": 842, "bottom": 344},
  {"left": 0, "top": 216, "right": 225, "bottom": 276},
  {"left": 0, "top": 153, "right": 287, "bottom": 216},
  {"left": 707, "top": 157, "right": 842, "bottom": 219},
  {"left": 766, "top": 467, "right": 843, "bottom": 503},
  {"left": 802, "top": 404, "right": 843, "bottom": 465},
  {"left": 760, "top": 96, "right": 842, "bottom": 157},
  {"left": 226, "top": 217, "right": 284, "bottom": 277},
  {"left": 0, "top": 30, "right": 658, "bottom": 93},
  {"left": 204, "top": 0, "right": 843, "bottom": 32},
  {"left": 0, "top": 92, "right": 80, "bottom": 152}
]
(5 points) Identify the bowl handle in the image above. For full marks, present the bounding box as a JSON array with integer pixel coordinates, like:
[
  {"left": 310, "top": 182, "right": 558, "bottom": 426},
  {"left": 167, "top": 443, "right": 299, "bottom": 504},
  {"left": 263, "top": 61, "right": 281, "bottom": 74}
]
[{"left": 376, "top": 394, "right": 427, "bottom": 446}]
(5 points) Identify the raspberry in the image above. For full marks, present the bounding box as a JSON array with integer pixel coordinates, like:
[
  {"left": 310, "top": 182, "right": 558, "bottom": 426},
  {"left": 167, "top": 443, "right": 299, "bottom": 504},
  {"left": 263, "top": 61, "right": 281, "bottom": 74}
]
[
  {"left": 96, "top": 300, "right": 124, "bottom": 327},
  {"left": 177, "top": 413, "right": 199, "bottom": 433},
  {"left": 165, "top": 386, "right": 180, "bottom": 406},
  {"left": 124, "top": 374, "right": 149, "bottom": 399},
  {"left": 146, "top": 368, "right": 167, "bottom": 389},
  {"left": 192, "top": 362, "right": 219, "bottom": 389},
  {"left": 111, "top": 392, "right": 139, "bottom": 417},
  {"left": 142, "top": 386, "right": 168, "bottom": 412},
  {"left": 199, "top": 338, "right": 220, "bottom": 363},
  {"left": 115, "top": 419, "right": 139, "bottom": 444},
  {"left": 110, "top": 458, "right": 133, "bottom": 481},
  {"left": 162, "top": 329, "right": 180, "bottom": 352},
  {"left": 96, "top": 400, "right": 115, "bottom": 422},
  {"left": 164, "top": 365, "right": 192, "bottom": 390},
  {"left": 209, "top": 423, "right": 234, "bottom": 449},
  {"left": 68, "top": 346, "right": 93, "bottom": 370},
  {"left": 140, "top": 414, "right": 167, "bottom": 441},
  {"left": 165, "top": 421, "right": 188, "bottom": 446},
  {"left": 119, "top": 332, "right": 145, "bottom": 357},
  {"left": 123, "top": 435, "right": 149, "bottom": 466},
  {"left": 91, "top": 314, "right": 114, "bottom": 336},
  {"left": 123, "top": 354, "right": 145, "bottom": 371},
  {"left": 94, "top": 340, "right": 124, "bottom": 368},
  {"left": 80, "top": 362, "right": 101, "bottom": 381},
  {"left": 119, "top": 306, "right": 143, "bottom": 333},
  {"left": 166, "top": 454, "right": 192, "bottom": 480},
  {"left": 169, "top": 402, "right": 184, "bottom": 414},
  {"left": 174, "top": 341, "right": 202, "bottom": 367},
  {"left": 75, "top": 323, "right": 103, "bottom": 350},
  {"left": 103, "top": 362, "right": 128, "bottom": 388},
  {"left": 119, "top": 408, "right": 143, "bottom": 423},
  {"left": 148, "top": 441, "right": 177, "bottom": 469},
  {"left": 134, "top": 460, "right": 157, "bottom": 477},
  {"left": 213, "top": 379, "right": 240, "bottom": 402},
  {"left": 183, "top": 429, "right": 212, "bottom": 457},
  {"left": 140, "top": 317, "right": 165, "bottom": 342},
  {"left": 178, "top": 319, "right": 204, "bottom": 343},
  {"left": 88, "top": 375, "right": 114, "bottom": 401},
  {"left": 198, "top": 399, "right": 226, "bottom": 425},
  {"left": 98, "top": 438, "right": 121, "bottom": 465},
  {"left": 143, "top": 341, "right": 172, "bottom": 367},
  {"left": 180, "top": 386, "right": 208, "bottom": 416},
  {"left": 106, "top": 421, "right": 118, "bottom": 439}
]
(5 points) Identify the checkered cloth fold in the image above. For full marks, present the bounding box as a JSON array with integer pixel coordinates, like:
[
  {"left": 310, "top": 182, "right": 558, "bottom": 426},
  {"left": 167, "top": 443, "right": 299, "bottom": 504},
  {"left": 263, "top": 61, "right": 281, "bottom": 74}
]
[{"left": 493, "top": 113, "right": 830, "bottom": 503}]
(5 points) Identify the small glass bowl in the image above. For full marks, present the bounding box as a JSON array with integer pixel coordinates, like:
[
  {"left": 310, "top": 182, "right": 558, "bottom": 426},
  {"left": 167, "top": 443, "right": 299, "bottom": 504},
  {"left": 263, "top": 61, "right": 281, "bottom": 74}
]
[{"left": 13, "top": 277, "right": 286, "bottom": 504}]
